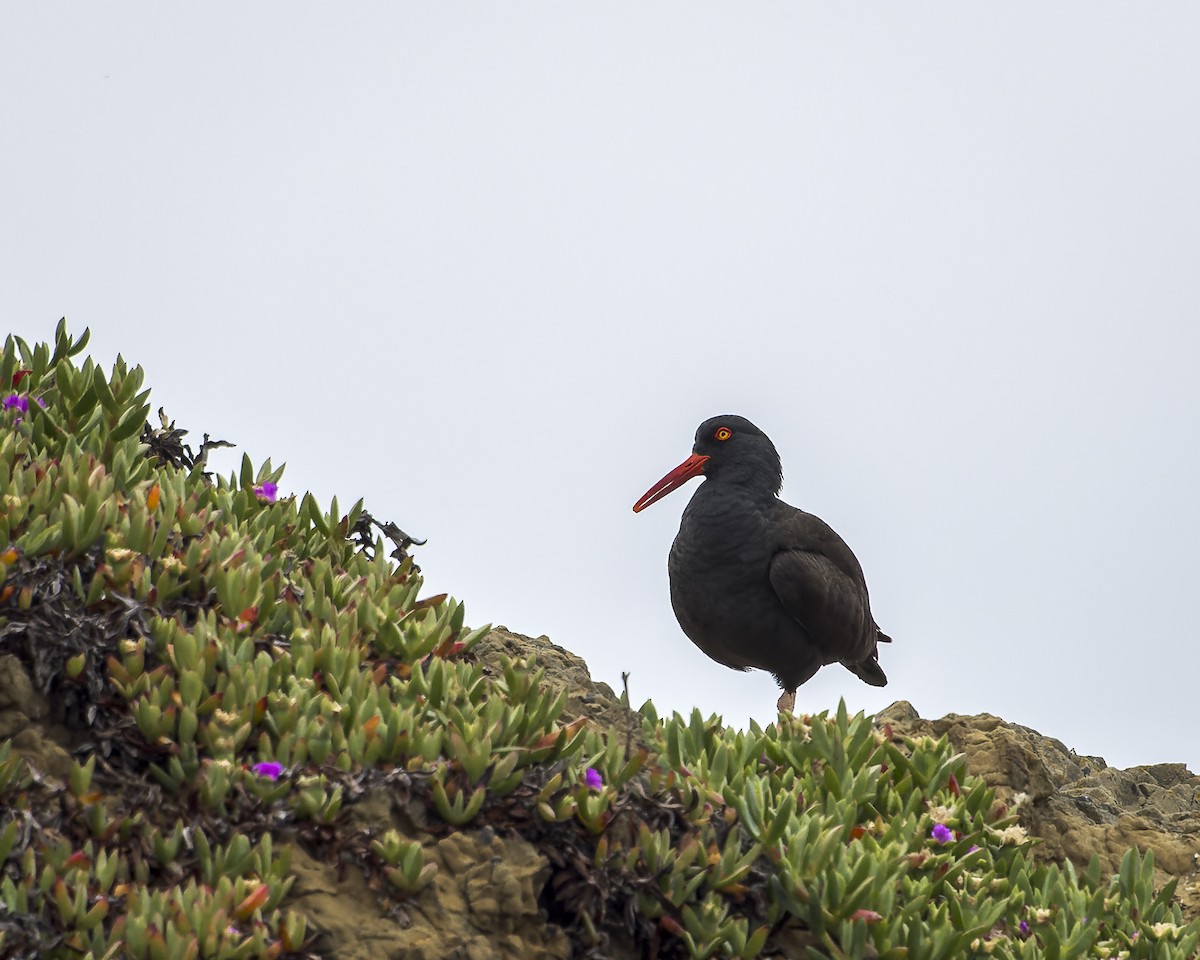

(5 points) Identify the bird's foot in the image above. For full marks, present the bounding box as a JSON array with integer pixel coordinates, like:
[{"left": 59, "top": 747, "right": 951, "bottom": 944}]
[{"left": 776, "top": 689, "right": 796, "bottom": 714}]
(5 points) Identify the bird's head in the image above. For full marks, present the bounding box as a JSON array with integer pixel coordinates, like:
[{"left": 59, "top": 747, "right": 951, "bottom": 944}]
[{"left": 633, "top": 415, "right": 783, "bottom": 513}]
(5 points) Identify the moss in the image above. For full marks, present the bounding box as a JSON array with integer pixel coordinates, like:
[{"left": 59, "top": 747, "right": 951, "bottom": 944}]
[{"left": 0, "top": 321, "right": 1196, "bottom": 959}]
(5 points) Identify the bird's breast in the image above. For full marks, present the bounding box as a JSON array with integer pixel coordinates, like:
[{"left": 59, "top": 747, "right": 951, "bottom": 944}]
[{"left": 666, "top": 492, "right": 785, "bottom": 667}]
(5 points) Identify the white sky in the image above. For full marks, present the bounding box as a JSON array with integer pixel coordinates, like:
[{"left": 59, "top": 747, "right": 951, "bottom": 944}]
[{"left": 3, "top": 5, "right": 1198, "bottom": 771}]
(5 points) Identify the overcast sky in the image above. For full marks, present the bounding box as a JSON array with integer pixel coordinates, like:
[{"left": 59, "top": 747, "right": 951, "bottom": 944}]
[{"left": 3, "top": 5, "right": 1198, "bottom": 771}]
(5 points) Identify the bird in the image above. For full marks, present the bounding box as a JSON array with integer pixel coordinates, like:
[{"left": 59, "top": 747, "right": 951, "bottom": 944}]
[{"left": 633, "top": 415, "right": 890, "bottom": 714}]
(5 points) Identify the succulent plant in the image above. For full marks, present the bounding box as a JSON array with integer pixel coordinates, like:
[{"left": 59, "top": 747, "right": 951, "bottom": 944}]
[{"left": 1, "top": 322, "right": 1196, "bottom": 959}]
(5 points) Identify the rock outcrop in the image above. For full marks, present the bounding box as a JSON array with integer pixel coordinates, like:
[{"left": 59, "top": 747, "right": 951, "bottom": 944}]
[
  {"left": 469, "top": 627, "right": 637, "bottom": 735},
  {"left": 876, "top": 701, "right": 1200, "bottom": 921},
  {"left": 287, "top": 830, "right": 570, "bottom": 960}
]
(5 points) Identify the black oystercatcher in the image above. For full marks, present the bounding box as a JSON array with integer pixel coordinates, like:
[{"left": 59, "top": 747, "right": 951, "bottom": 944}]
[{"left": 633, "top": 415, "right": 890, "bottom": 713}]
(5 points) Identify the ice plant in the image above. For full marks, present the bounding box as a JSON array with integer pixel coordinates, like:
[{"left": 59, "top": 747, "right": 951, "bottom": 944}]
[
  {"left": 0, "top": 324, "right": 1194, "bottom": 960},
  {"left": 252, "top": 761, "right": 284, "bottom": 781},
  {"left": 2, "top": 394, "right": 29, "bottom": 413}
]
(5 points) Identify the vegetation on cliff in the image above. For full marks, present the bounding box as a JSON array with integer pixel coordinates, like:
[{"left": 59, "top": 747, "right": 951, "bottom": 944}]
[{"left": 1, "top": 322, "right": 1196, "bottom": 959}]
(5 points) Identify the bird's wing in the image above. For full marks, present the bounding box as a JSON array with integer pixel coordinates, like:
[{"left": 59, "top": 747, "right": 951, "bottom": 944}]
[
  {"left": 768, "top": 550, "right": 874, "bottom": 657},
  {"left": 767, "top": 508, "right": 878, "bottom": 665}
]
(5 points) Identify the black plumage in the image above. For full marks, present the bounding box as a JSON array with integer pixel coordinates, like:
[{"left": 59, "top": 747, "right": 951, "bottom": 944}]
[{"left": 633, "top": 415, "right": 890, "bottom": 712}]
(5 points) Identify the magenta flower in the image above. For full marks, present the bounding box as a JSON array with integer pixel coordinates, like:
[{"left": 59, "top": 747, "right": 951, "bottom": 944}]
[
  {"left": 584, "top": 767, "right": 603, "bottom": 790},
  {"left": 931, "top": 823, "right": 953, "bottom": 844},
  {"left": 251, "top": 761, "right": 284, "bottom": 780},
  {"left": 252, "top": 481, "right": 278, "bottom": 503}
]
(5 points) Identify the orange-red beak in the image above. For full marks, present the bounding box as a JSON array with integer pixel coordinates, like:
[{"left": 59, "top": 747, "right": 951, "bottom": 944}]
[{"left": 632, "top": 453, "right": 710, "bottom": 513}]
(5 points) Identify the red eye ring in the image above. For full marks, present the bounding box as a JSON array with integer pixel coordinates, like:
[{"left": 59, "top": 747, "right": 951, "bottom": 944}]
[{"left": 715, "top": 427, "right": 732, "bottom": 441}]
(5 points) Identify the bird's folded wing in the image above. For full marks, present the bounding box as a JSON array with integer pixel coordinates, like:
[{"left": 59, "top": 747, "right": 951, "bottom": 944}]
[{"left": 768, "top": 549, "right": 875, "bottom": 662}]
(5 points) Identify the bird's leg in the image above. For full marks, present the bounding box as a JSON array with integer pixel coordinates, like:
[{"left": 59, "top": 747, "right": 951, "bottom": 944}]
[{"left": 776, "top": 689, "right": 796, "bottom": 714}]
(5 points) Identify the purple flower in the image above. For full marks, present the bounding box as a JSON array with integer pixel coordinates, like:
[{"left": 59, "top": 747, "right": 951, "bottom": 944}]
[
  {"left": 584, "top": 767, "right": 603, "bottom": 790},
  {"left": 931, "top": 823, "right": 953, "bottom": 844},
  {"left": 2, "top": 394, "right": 29, "bottom": 413},
  {"left": 1019, "top": 920, "right": 1029, "bottom": 936},
  {"left": 252, "top": 481, "right": 278, "bottom": 503},
  {"left": 968, "top": 844, "right": 979, "bottom": 853},
  {"left": 251, "top": 761, "right": 284, "bottom": 780}
]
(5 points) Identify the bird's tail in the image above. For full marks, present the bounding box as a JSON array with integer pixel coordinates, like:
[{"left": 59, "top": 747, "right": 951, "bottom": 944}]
[
  {"left": 843, "top": 626, "right": 890, "bottom": 686},
  {"left": 846, "top": 656, "right": 888, "bottom": 686}
]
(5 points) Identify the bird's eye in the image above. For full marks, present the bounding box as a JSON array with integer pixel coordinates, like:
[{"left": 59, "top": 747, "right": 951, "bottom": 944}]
[{"left": 714, "top": 427, "right": 732, "bottom": 441}]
